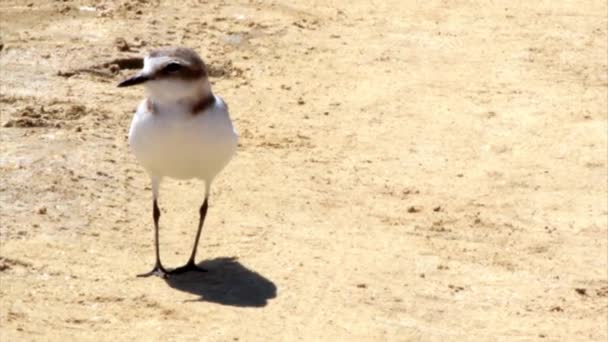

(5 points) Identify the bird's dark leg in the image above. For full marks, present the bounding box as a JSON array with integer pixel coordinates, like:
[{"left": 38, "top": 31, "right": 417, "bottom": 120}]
[
  {"left": 169, "top": 197, "right": 209, "bottom": 274},
  {"left": 137, "top": 199, "right": 168, "bottom": 278}
]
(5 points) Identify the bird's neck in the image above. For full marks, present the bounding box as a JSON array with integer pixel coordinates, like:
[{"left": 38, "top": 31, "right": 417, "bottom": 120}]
[{"left": 147, "top": 78, "right": 214, "bottom": 115}]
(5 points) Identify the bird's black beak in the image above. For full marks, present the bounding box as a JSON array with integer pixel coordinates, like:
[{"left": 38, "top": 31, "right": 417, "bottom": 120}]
[{"left": 117, "top": 73, "right": 149, "bottom": 87}]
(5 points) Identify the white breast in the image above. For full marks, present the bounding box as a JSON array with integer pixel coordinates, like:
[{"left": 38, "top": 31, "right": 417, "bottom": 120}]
[{"left": 128, "top": 96, "right": 238, "bottom": 182}]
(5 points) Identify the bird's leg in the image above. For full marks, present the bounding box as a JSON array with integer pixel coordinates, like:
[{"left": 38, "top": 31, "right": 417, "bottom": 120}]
[
  {"left": 169, "top": 197, "right": 209, "bottom": 274},
  {"left": 137, "top": 199, "right": 168, "bottom": 278}
]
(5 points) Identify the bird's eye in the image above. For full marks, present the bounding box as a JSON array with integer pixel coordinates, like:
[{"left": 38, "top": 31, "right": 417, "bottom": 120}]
[{"left": 164, "top": 63, "right": 182, "bottom": 73}]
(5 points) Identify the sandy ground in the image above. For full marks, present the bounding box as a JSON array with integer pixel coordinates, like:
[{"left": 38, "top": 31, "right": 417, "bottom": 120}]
[{"left": 0, "top": 0, "right": 607, "bottom": 340}]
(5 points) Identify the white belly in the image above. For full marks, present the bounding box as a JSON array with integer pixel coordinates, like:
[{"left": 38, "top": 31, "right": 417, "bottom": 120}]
[{"left": 128, "top": 99, "right": 238, "bottom": 181}]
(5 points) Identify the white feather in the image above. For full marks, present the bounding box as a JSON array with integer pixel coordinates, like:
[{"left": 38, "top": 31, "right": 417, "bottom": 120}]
[{"left": 128, "top": 95, "right": 238, "bottom": 185}]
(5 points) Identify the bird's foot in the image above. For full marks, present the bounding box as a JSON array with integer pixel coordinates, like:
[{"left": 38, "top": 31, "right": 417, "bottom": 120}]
[
  {"left": 137, "top": 263, "right": 169, "bottom": 278},
  {"left": 168, "top": 260, "right": 208, "bottom": 275}
]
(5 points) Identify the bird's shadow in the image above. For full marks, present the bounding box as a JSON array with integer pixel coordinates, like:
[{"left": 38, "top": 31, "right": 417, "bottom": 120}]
[{"left": 164, "top": 257, "right": 276, "bottom": 307}]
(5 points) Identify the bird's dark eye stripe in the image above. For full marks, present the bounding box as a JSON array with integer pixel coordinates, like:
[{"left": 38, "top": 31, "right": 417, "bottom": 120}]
[{"left": 164, "top": 63, "right": 182, "bottom": 73}]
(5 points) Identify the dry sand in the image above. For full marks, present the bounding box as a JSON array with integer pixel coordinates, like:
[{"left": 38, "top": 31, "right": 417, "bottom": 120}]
[{"left": 1, "top": 0, "right": 607, "bottom": 340}]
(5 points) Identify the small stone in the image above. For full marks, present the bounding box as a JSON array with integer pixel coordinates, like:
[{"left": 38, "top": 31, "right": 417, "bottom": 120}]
[
  {"left": 114, "top": 37, "right": 130, "bottom": 52},
  {"left": 407, "top": 206, "right": 421, "bottom": 213},
  {"left": 108, "top": 64, "right": 120, "bottom": 74},
  {"left": 38, "top": 207, "right": 47, "bottom": 215}
]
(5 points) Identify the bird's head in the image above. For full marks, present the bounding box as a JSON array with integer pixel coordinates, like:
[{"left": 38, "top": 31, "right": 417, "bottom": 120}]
[{"left": 118, "top": 47, "right": 210, "bottom": 103}]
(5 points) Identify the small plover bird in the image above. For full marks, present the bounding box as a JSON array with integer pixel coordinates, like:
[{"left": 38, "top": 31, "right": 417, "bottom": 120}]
[{"left": 118, "top": 47, "right": 238, "bottom": 278}]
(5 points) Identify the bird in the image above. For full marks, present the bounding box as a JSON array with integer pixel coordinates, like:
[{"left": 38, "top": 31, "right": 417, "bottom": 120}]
[{"left": 118, "top": 47, "right": 238, "bottom": 278}]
